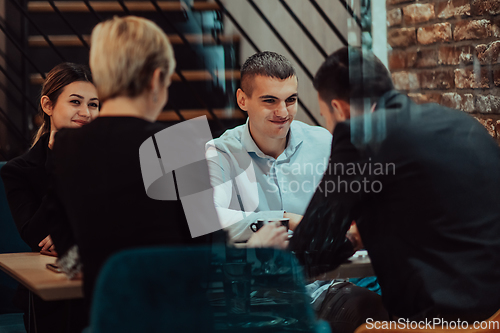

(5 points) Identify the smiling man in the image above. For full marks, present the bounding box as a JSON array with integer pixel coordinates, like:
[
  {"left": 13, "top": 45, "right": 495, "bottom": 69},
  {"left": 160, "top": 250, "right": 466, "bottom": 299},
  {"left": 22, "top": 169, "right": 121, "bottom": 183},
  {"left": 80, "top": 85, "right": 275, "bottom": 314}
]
[{"left": 206, "top": 51, "right": 332, "bottom": 242}]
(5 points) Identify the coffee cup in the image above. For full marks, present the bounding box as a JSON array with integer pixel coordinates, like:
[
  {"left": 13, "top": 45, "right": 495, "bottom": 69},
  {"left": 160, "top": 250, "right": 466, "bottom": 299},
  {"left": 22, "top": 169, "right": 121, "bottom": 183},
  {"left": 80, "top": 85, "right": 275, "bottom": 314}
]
[{"left": 250, "top": 218, "right": 289, "bottom": 232}]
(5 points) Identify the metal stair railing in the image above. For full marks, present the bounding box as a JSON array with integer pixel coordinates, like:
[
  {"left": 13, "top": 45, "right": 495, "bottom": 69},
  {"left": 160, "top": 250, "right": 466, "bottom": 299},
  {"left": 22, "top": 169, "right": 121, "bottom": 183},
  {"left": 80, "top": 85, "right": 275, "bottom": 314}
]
[
  {"left": 0, "top": 0, "right": 371, "bottom": 159},
  {"left": 214, "top": 0, "right": 321, "bottom": 126},
  {"left": 309, "top": 0, "right": 348, "bottom": 46}
]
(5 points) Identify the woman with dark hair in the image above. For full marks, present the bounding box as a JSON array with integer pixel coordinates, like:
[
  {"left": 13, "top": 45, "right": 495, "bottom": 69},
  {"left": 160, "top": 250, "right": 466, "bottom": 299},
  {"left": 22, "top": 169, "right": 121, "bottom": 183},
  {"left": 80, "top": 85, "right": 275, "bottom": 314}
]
[{"left": 0, "top": 62, "right": 98, "bottom": 333}]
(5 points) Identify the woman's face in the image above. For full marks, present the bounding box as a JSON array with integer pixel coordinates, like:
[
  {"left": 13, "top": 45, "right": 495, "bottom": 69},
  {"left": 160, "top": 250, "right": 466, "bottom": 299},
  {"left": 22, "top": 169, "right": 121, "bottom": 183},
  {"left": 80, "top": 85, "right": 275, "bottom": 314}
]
[{"left": 43, "top": 81, "right": 99, "bottom": 131}]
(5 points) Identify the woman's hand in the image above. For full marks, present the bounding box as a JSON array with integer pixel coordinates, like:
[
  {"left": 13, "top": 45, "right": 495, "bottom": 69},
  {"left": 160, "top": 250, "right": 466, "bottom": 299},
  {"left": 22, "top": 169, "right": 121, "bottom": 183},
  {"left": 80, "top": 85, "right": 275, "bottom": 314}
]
[
  {"left": 283, "top": 212, "right": 303, "bottom": 231},
  {"left": 39, "top": 235, "right": 58, "bottom": 257},
  {"left": 48, "top": 130, "right": 57, "bottom": 150},
  {"left": 247, "top": 222, "right": 289, "bottom": 249}
]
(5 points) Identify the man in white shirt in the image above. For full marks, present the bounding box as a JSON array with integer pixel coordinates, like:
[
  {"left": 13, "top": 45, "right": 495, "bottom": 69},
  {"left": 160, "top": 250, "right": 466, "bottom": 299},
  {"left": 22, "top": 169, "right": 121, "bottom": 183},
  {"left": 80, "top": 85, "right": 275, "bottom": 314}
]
[
  {"left": 206, "top": 51, "right": 388, "bottom": 333},
  {"left": 206, "top": 51, "right": 332, "bottom": 243}
]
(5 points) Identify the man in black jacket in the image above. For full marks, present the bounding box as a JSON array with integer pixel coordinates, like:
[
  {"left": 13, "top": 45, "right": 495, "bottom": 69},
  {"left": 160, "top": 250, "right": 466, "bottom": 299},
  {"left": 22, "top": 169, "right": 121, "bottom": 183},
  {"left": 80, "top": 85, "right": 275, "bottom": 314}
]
[{"left": 289, "top": 47, "right": 500, "bottom": 322}]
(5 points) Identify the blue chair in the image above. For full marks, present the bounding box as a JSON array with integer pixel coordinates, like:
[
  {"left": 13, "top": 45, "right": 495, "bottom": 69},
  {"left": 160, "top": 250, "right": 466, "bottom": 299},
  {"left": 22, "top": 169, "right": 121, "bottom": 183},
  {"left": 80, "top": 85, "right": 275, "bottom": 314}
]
[
  {"left": 0, "top": 161, "right": 30, "bottom": 331},
  {"left": 86, "top": 245, "right": 330, "bottom": 333}
]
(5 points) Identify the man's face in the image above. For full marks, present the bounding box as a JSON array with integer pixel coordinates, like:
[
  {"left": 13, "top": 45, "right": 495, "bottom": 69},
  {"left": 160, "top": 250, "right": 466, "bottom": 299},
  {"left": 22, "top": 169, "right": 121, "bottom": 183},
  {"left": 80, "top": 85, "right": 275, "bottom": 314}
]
[{"left": 238, "top": 75, "right": 298, "bottom": 141}]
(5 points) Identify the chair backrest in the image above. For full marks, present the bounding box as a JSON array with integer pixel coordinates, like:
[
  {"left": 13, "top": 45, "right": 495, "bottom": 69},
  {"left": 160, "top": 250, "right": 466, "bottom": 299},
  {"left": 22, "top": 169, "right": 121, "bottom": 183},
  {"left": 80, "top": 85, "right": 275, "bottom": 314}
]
[
  {"left": 88, "top": 245, "right": 330, "bottom": 333},
  {"left": 0, "top": 161, "right": 30, "bottom": 314}
]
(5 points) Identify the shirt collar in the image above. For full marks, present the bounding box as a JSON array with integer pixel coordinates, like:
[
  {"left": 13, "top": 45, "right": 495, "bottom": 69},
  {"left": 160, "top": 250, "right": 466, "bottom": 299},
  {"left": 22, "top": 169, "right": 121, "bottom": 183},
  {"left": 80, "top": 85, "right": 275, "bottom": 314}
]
[{"left": 241, "top": 119, "right": 304, "bottom": 160}]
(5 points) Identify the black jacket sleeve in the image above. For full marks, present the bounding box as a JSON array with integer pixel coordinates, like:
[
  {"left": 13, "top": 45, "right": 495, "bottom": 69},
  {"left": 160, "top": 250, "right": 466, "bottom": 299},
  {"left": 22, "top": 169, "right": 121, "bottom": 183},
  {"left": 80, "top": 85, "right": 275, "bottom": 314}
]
[
  {"left": 46, "top": 180, "right": 75, "bottom": 258},
  {"left": 288, "top": 121, "right": 366, "bottom": 274},
  {"left": 46, "top": 131, "right": 76, "bottom": 258},
  {"left": 0, "top": 161, "right": 51, "bottom": 251}
]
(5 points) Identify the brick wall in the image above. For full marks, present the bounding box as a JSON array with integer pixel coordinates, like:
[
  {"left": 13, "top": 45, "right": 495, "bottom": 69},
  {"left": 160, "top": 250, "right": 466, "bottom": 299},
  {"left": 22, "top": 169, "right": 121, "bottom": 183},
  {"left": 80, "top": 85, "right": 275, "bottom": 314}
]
[{"left": 387, "top": 0, "right": 500, "bottom": 143}]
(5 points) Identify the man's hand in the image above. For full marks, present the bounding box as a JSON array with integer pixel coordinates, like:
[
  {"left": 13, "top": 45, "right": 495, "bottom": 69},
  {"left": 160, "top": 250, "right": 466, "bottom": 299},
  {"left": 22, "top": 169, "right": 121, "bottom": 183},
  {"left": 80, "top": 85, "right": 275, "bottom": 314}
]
[
  {"left": 283, "top": 212, "right": 303, "bottom": 231},
  {"left": 247, "top": 222, "right": 288, "bottom": 249},
  {"left": 39, "top": 235, "right": 58, "bottom": 257},
  {"left": 346, "top": 222, "right": 363, "bottom": 252}
]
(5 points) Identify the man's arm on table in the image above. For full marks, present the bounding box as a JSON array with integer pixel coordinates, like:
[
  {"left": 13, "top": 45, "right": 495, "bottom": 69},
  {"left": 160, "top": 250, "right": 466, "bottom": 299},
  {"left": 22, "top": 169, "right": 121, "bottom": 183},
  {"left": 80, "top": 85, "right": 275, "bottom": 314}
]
[
  {"left": 288, "top": 122, "right": 366, "bottom": 265},
  {"left": 206, "top": 145, "right": 285, "bottom": 242},
  {"left": 207, "top": 145, "right": 284, "bottom": 242}
]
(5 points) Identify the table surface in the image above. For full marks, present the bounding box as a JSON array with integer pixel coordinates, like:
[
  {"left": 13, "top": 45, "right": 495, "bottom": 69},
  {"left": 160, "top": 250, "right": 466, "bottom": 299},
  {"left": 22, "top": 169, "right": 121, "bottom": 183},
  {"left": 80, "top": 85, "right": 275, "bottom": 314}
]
[
  {"left": 234, "top": 244, "right": 374, "bottom": 280},
  {"left": 311, "top": 254, "right": 374, "bottom": 281},
  {"left": 0, "top": 250, "right": 373, "bottom": 302},
  {"left": 0, "top": 252, "right": 83, "bottom": 301}
]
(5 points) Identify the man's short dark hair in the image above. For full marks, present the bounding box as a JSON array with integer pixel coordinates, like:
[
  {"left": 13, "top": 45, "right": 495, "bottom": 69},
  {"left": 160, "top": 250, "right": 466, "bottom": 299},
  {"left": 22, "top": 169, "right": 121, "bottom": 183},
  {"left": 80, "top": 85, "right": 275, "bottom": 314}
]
[
  {"left": 240, "top": 51, "right": 296, "bottom": 96},
  {"left": 314, "top": 47, "right": 394, "bottom": 105}
]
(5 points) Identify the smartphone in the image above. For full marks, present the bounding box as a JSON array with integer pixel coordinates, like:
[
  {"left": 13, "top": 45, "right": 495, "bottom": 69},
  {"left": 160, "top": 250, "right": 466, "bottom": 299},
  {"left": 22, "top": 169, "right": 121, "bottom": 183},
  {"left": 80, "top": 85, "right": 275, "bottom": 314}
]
[{"left": 46, "top": 263, "right": 63, "bottom": 273}]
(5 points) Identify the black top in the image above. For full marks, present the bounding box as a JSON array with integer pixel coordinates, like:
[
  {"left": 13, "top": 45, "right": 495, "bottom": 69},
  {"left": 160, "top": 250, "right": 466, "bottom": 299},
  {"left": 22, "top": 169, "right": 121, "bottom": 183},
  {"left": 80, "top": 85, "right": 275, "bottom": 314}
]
[
  {"left": 290, "top": 91, "right": 500, "bottom": 320},
  {"left": 1, "top": 133, "right": 53, "bottom": 252},
  {"left": 49, "top": 117, "right": 203, "bottom": 311}
]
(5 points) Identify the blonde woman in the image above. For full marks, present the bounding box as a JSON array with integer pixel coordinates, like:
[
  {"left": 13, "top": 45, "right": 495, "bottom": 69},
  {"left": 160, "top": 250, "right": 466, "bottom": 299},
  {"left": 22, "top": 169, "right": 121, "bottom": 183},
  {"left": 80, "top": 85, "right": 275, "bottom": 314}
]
[{"left": 49, "top": 16, "right": 202, "bottom": 326}]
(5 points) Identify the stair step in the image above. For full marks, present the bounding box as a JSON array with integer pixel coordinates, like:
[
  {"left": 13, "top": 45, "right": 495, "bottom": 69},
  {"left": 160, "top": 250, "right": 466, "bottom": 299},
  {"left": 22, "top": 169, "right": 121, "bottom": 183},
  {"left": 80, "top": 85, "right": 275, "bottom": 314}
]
[
  {"left": 28, "top": 1, "right": 220, "bottom": 13},
  {"left": 29, "top": 34, "right": 240, "bottom": 47},
  {"left": 158, "top": 109, "right": 245, "bottom": 122},
  {"left": 30, "top": 70, "right": 240, "bottom": 85}
]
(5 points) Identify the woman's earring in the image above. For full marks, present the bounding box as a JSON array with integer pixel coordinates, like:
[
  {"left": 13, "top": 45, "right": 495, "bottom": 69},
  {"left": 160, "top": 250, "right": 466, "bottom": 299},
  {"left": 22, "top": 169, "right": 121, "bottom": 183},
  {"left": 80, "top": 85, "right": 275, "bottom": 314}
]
[{"left": 153, "top": 91, "right": 158, "bottom": 103}]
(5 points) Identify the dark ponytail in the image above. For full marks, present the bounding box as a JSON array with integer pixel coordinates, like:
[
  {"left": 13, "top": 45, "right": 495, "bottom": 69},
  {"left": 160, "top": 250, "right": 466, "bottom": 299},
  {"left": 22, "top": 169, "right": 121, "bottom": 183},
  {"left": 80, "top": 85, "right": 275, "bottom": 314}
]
[{"left": 32, "top": 62, "right": 93, "bottom": 146}]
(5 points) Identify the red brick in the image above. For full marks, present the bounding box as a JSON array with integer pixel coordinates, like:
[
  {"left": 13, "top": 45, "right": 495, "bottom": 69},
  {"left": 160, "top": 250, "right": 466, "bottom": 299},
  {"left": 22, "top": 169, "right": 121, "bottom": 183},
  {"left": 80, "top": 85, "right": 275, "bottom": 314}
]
[
  {"left": 462, "top": 93, "right": 475, "bottom": 112},
  {"left": 494, "top": 69, "right": 500, "bottom": 86},
  {"left": 388, "top": 28, "right": 417, "bottom": 48},
  {"left": 420, "top": 69, "right": 455, "bottom": 89},
  {"left": 438, "top": 45, "right": 474, "bottom": 65},
  {"left": 403, "top": 4, "right": 435, "bottom": 24},
  {"left": 392, "top": 71, "right": 420, "bottom": 91},
  {"left": 414, "top": 49, "right": 438, "bottom": 68},
  {"left": 408, "top": 93, "right": 442, "bottom": 104},
  {"left": 441, "top": 93, "right": 462, "bottom": 109},
  {"left": 393, "top": 50, "right": 435, "bottom": 70},
  {"left": 441, "top": 93, "right": 474, "bottom": 112},
  {"left": 417, "top": 23, "right": 452, "bottom": 45},
  {"left": 405, "top": 51, "right": 417, "bottom": 68},
  {"left": 453, "top": 20, "right": 491, "bottom": 41},
  {"left": 436, "top": 0, "right": 471, "bottom": 18},
  {"left": 476, "top": 95, "right": 500, "bottom": 113},
  {"left": 475, "top": 118, "right": 497, "bottom": 137},
  {"left": 476, "top": 41, "right": 500, "bottom": 65},
  {"left": 387, "top": 0, "right": 414, "bottom": 5},
  {"left": 387, "top": 8, "right": 402, "bottom": 27},
  {"left": 493, "top": 18, "right": 500, "bottom": 38},
  {"left": 405, "top": 49, "right": 438, "bottom": 68},
  {"left": 388, "top": 50, "right": 407, "bottom": 70},
  {"left": 471, "top": 0, "right": 500, "bottom": 15},
  {"left": 455, "top": 68, "right": 490, "bottom": 89}
]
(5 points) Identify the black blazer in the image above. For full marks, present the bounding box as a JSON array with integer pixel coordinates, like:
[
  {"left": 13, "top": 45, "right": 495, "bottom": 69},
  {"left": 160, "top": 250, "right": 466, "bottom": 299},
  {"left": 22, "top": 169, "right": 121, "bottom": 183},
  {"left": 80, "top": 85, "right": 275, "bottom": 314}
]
[
  {"left": 48, "top": 117, "right": 203, "bottom": 314},
  {"left": 1, "top": 134, "right": 53, "bottom": 251},
  {"left": 290, "top": 91, "right": 500, "bottom": 320}
]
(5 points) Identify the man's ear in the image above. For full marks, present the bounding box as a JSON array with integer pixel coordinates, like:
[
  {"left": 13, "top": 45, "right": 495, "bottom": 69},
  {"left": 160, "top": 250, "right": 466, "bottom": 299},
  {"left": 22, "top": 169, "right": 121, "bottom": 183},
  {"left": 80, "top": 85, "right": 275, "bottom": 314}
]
[
  {"left": 236, "top": 88, "right": 248, "bottom": 112},
  {"left": 40, "top": 96, "right": 53, "bottom": 116},
  {"left": 331, "top": 99, "right": 351, "bottom": 121}
]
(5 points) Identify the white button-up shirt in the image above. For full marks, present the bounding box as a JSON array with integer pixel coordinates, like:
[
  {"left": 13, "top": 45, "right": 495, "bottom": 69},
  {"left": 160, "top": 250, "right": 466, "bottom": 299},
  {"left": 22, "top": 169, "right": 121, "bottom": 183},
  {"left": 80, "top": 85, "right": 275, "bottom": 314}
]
[{"left": 206, "top": 120, "right": 332, "bottom": 242}]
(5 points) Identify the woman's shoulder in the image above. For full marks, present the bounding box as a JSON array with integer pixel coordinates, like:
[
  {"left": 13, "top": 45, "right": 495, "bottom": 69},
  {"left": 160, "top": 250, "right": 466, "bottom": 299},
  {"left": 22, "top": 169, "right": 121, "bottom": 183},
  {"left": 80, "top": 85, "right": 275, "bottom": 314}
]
[{"left": 1, "top": 133, "right": 50, "bottom": 177}]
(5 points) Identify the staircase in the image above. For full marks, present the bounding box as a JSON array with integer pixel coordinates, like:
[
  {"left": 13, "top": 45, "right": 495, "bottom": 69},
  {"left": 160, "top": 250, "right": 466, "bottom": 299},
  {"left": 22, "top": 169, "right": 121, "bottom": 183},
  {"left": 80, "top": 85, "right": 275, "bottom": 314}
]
[{"left": 1, "top": 0, "right": 246, "bottom": 158}]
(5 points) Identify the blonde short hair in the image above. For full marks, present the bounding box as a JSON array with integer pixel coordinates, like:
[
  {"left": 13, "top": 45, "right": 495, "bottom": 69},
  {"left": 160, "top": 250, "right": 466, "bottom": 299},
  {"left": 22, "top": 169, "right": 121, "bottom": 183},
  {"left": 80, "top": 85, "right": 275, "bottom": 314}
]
[{"left": 90, "top": 16, "right": 175, "bottom": 102}]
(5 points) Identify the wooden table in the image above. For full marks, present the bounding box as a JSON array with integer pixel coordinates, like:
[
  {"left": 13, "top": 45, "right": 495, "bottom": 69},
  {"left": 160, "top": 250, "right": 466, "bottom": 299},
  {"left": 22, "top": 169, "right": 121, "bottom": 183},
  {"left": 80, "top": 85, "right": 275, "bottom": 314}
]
[
  {"left": 311, "top": 254, "right": 374, "bottom": 281},
  {"left": 0, "top": 252, "right": 83, "bottom": 301},
  {"left": 233, "top": 243, "right": 375, "bottom": 280}
]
